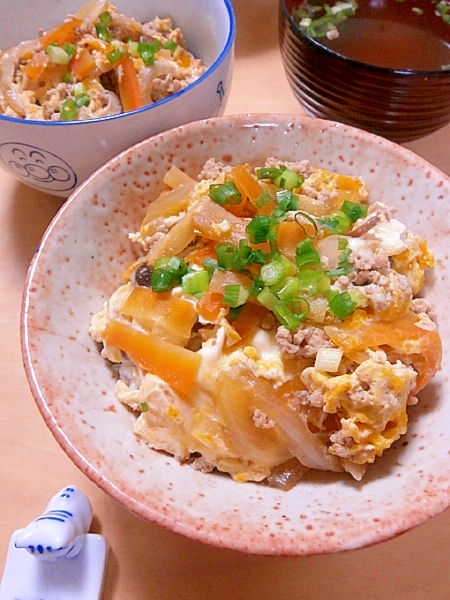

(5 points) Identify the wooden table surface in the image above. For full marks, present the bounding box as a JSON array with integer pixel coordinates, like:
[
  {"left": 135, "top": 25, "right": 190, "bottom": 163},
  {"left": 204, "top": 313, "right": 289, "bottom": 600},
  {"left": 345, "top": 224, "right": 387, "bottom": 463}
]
[{"left": 1, "top": 1, "right": 450, "bottom": 597}]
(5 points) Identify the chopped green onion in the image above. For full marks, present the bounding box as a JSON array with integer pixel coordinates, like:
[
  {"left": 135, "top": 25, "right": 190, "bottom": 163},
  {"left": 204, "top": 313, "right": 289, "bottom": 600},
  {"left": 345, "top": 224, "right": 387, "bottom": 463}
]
[
  {"left": 181, "top": 270, "right": 210, "bottom": 296},
  {"left": 249, "top": 276, "right": 265, "bottom": 297},
  {"left": 62, "top": 72, "right": 74, "bottom": 83},
  {"left": 290, "top": 296, "right": 310, "bottom": 320},
  {"left": 275, "top": 168, "right": 304, "bottom": 191},
  {"left": 95, "top": 22, "right": 111, "bottom": 42},
  {"left": 294, "top": 211, "right": 318, "bottom": 237},
  {"left": 209, "top": 181, "right": 242, "bottom": 206},
  {"left": 273, "top": 302, "right": 301, "bottom": 330},
  {"left": 99, "top": 11, "right": 112, "bottom": 24},
  {"left": 163, "top": 39, "right": 178, "bottom": 54},
  {"left": 203, "top": 257, "right": 218, "bottom": 276},
  {"left": 327, "top": 290, "right": 357, "bottom": 319},
  {"left": 246, "top": 215, "right": 277, "bottom": 245},
  {"left": 75, "top": 93, "right": 90, "bottom": 108},
  {"left": 257, "top": 287, "right": 278, "bottom": 311},
  {"left": 277, "top": 276, "right": 302, "bottom": 301},
  {"left": 295, "top": 0, "right": 358, "bottom": 39},
  {"left": 326, "top": 265, "right": 352, "bottom": 278},
  {"left": 297, "top": 269, "right": 330, "bottom": 296},
  {"left": 151, "top": 256, "right": 188, "bottom": 291},
  {"left": 318, "top": 211, "right": 352, "bottom": 235},
  {"left": 252, "top": 249, "right": 268, "bottom": 265},
  {"left": 349, "top": 288, "right": 368, "bottom": 308},
  {"left": 151, "top": 268, "right": 173, "bottom": 292},
  {"left": 74, "top": 82, "right": 86, "bottom": 95},
  {"left": 223, "top": 284, "right": 249, "bottom": 308},
  {"left": 231, "top": 241, "right": 257, "bottom": 273},
  {"left": 275, "top": 189, "right": 299, "bottom": 213},
  {"left": 255, "top": 190, "right": 272, "bottom": 209},
  {"left": 215, "top": 243, "right": 237, "bottom": 270},
  {"left": 73, "top": 83, "right": 90, "bottom": 108},
  {"left": 128, "top": 40, "right": 140, "bottom": 57},
  {"left": 256, "top": 166, "right": 285, "bottom": 180},
  {"left": 295, "top": 237, "right": 321, "bottom": 269},
  {"left": 45, "top": 44, "right": 71, "bottom": 65},
  {"left": 326, "top": 241, "right": 353, "bottom": 278},
  {"left": 62, "top": 43, "right": 77, "bottom": 58},
  {"left": 340, "top": 200, "right": 368, "bottom": 223},
  {"left": 275, "top": 253, "right": 296, "bottom": 276},
  {"left": 60, "top": 98, "right": 79, "bottom": 120},
  {"left": 107, "top": 47, "right": 126, "bottom": 63},
  {"left": 140, "top": 401, "right": 149, "bottom": 412},
  {"left": 268, "top": 230, "right": 279, "bottom": 254},
  {"left": 138, "top": 40, "right": 162, "bottom": 65},
  {"left": 260, "top": 260, "right": 286, "bottom": 286}
]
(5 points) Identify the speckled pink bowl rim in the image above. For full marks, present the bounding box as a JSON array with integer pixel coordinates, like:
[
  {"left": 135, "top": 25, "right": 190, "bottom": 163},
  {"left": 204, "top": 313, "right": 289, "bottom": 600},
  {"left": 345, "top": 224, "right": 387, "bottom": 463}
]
[{"left": 21, "top": 114, "right": 450, "bottom": 556}]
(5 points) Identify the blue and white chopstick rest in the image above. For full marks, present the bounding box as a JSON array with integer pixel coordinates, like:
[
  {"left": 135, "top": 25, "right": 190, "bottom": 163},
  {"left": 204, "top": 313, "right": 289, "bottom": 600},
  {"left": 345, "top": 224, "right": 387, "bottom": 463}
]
[{"left": 0, "top": 485, "right": 108, "bottom": 600}]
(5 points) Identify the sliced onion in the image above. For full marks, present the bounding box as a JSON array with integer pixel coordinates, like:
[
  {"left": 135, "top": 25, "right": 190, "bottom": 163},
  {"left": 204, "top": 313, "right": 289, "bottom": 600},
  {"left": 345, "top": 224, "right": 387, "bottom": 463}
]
[
  {"left": 74, "top": 0, "right": 110, "bottom": 19},
  {"left": 315, "top": 347, "right": 343, "bottom": 373},
  {"left": 256, "top": 393, "right": 343, "bottom": 472},
  {"left": 215, "top": 366, "right": 292, "bottom": 468},
  {"left": 0, "top": 39, "right": 41, "bottom": 117},
  {"left": 316, "top": 235, "right": 340, "bottom": 270}
]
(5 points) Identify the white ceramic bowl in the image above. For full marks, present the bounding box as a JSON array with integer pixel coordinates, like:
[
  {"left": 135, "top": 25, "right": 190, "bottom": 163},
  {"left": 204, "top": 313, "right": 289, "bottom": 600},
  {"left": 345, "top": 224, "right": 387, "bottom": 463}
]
[
  {"left": 21, "top": 114, "right": 450, "bottom": 556},
  {"left": 0, "top": 0, "right": 234, "bottom": 197}
]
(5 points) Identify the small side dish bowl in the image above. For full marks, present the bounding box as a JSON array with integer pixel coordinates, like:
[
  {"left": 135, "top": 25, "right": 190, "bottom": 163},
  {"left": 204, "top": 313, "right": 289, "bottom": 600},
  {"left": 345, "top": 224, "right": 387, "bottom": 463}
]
[
  {"left": 21, "top": 114, "right": 450, "bottom": 556},
  {"left": 279, "top": 0, "right": 450, "bottom": 143},
  {"left": 0, "top": 0, "right": 234, "bottom": 197}
]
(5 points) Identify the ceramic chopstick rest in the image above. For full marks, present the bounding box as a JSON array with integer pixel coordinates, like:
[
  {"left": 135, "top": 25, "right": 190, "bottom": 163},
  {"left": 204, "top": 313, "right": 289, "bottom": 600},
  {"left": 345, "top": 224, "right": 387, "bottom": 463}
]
[
  {"left": 14, "top": 485, "right": 94, "bottom": 561},
  {"left": 0, "top": 485, "right": 108, "bottom": 600}
]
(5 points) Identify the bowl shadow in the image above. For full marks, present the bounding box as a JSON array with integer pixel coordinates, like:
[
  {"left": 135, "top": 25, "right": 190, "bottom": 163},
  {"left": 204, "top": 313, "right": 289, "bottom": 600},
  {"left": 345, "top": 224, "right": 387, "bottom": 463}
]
[
  {"left": 232, "top": 0, "right": 280, "bottom": 58},
  {"left": 9, "top": 180, "right": 64, "bottom": 280}
]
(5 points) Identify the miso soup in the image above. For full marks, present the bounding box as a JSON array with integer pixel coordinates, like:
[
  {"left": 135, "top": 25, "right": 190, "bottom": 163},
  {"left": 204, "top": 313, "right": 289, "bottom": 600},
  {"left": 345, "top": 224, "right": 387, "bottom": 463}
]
[{"left": 293, "top": 0, "right": 450, "bottom": 70}]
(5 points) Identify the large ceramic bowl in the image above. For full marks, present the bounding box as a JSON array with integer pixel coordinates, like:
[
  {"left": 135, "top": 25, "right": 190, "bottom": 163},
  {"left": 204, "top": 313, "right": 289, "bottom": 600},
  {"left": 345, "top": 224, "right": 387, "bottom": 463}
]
[
  {"left": 21, "top": 114, "right": 450, "bottom": 556},
  {"left": 279, "top": 0, "right": 450, "bottom": 143},
  {"left": 0, "top": 0, "right": 234, "bottom": 197}
]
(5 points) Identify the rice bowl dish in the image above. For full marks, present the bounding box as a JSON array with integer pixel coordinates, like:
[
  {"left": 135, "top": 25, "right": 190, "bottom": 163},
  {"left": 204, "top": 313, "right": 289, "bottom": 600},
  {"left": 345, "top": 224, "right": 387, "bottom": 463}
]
[{"left": 21, "top": 114, "right": 450, "bottom": 555}]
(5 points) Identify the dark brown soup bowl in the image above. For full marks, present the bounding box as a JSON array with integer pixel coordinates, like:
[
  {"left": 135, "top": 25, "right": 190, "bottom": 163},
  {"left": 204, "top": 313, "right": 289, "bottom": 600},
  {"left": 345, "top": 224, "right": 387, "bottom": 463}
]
[{"left": 279, "top": 0, "right": 450, "bottom": 143}]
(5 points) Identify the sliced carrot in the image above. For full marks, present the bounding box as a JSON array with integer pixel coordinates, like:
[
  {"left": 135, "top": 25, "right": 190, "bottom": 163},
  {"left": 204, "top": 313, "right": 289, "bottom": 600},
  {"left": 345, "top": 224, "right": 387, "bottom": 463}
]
[
  {"left": 103, "top": 319, "right": 201, "bottom": 393},
  {"left": 22, "top": 51, "right": 50, "bottom": 81},
  {"left": 196, "top": 291, "right": 225, "bottom": 322},
  {"left": 208, "top": 269, "right": 253, "bottom": 294},
  {"left": 120, "top": 287, "right": 198, "bottom": 346},
  {"left": 40, "top": 17, "right": 83, "bottom": 47},
  {"left": 324, "top": 310, "right": 442, "bottom": 394},
  {"left": 185, "top": 240, "right": 217, "bottom": 267},
  {"left": 230, "top": 164, "right": 264, "bottom": 203},
  {"left": 114, "top": 55, "right": 143, "bottom": 112},
  {"left": 277, "top": 221, "right": 307, "bottom": 263},
  {"left": 70, "top": 47, "right": 96, "bottom": 81}
]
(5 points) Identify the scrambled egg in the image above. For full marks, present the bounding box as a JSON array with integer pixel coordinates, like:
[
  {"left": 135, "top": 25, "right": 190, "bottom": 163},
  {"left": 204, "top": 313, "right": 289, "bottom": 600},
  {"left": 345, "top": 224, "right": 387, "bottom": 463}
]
[{"left": 89, "top": 157, "right": 442, "bottom": 486}]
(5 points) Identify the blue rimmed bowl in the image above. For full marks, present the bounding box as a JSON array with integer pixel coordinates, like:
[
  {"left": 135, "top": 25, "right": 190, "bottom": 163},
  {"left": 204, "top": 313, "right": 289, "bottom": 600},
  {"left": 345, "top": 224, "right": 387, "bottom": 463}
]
[{"left": 0, "top": 0, "right": 235, "bottom": 197}]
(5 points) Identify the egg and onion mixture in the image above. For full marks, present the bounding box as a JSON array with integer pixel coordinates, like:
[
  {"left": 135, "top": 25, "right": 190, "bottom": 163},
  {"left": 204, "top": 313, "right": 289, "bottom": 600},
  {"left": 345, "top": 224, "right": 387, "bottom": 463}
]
[
  {"left": 0, "top": 0, "right": 206, "bottom": 120},
  {"left": 89, "top": 157, "right": 442, "bottom": 486}
]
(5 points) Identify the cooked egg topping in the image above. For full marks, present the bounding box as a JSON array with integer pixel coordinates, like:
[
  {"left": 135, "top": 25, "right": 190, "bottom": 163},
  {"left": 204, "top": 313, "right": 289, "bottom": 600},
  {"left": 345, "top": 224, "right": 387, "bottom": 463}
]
[{"left": 89, "top": 157, "right": 442, "bottom": 486}]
